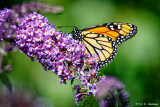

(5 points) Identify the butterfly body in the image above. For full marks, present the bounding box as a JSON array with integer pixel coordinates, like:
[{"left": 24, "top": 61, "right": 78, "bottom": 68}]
[{"left": 72, "top": 23, "right": 137, "bottom": 68}]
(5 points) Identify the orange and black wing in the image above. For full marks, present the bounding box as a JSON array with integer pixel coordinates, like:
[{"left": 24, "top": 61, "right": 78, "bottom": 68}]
[
  {"left": 82, "top": 22, "right": 137, "bottom": 44},
  {"left": 74, "top": 22, "right": 137, "bottom": 68}
]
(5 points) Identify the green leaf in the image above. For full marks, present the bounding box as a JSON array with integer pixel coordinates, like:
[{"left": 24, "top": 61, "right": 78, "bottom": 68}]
[
  {"left": 0, "top": 73, "right": 12, "bottom": 95},
  {"left": 82, "top": 94, "right": 99, "bottom": 107},
  {"left": 71, "top": 78, "right": 74, "bottom": 85},
  {"left": 71, "top": 78, "right": 75, "bottom": 92}
]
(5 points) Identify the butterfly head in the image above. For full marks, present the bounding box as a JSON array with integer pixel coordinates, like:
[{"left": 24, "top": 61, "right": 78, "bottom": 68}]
[{"left": 72, "top": 27, "right": 82, "bottom": 40}]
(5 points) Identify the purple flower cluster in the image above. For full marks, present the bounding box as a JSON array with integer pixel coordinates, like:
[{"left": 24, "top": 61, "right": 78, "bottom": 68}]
[
  {"left": 96, "top": 76, "right": 130, "bottom": 107},
  {"left": 0, "top": 8, "right": 18, "bottom": 73},
  {"left": 16, "top": 13, "right": 76, "bottom": 83},
  {"left": 14, "top": 12, "right": 102, "bottom": 104},
  {"left": 15, "top": 12, "right": 99, "bottom": 83},
  {"left": 73, "top": 67, "right": 104, "bottom": 105},
  {"left": 0, "top": 87, "right": 53, "bottom": 107},
  {"left": 11, "top": 1, "right": 63, "bottom": 18},
  {"left": 0, "top": 8, "right": 17, "bottom": 42}
]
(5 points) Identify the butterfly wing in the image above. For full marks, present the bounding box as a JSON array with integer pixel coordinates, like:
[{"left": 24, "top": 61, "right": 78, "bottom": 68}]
[
  {"left": 74, "top": 22, "right": 137, "bottom": 68},
  {"left": 82, "top": 33, "right": 117, "bottom": 68},
  {"left": 82, "top": 23, "right": 137, "bottom": 44}
]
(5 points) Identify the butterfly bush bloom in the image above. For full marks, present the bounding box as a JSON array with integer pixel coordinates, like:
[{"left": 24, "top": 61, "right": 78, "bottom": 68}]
[
  {"left": 0, "top": 87, "right": 53, "bottom": 107},
  {"left": 0, "top": 8, "right": 18, "bottom": 73},
  {"left": 15, "top": 13, "right": 101, "bottom": 104},
  {"left": 96, "top": 76, "right": 131, "bottom": 107},
  {"left": 0, "top": 8, "right": 17, "bottom": 43},
  {"left": 12, "top": 1, "right": 63, "bottom": 18}
]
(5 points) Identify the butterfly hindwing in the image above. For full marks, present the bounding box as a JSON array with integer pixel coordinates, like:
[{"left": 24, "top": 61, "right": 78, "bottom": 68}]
[
  {"left": 73, "top": 22, "right": 137, "bottom": 68},
  {"left": 81, "top": 33, "right": 117, "bottom": 68}
]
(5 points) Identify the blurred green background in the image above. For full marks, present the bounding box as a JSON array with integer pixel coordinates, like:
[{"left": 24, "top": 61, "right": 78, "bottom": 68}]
[{"left": 0, "top": 0, "right": 160, "bottom": 107}]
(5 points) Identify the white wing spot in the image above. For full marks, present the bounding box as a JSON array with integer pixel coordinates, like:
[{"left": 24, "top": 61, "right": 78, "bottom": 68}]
[{"left": 111, "top": 27, "right": 114, "bottom": 30}]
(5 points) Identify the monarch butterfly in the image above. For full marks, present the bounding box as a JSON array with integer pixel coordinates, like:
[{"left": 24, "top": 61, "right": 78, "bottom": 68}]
[{"left": 72, "top": 22, "right": 137, "bottom": 68}]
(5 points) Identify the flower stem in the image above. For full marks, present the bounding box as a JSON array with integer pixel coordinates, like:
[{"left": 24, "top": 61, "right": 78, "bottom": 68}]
[{"left": 0, "top": 43, "right": 4, "bottom": 73}]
